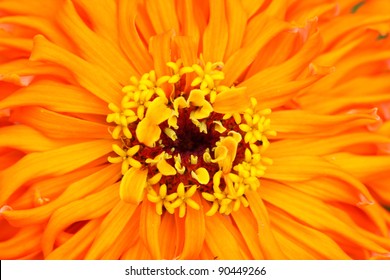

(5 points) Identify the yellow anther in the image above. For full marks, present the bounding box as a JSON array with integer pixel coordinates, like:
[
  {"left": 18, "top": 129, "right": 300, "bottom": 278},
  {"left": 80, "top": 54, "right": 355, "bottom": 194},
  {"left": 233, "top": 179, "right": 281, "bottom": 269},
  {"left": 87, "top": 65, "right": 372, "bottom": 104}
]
[
  {"left": 179, "top": 66, "right": 194, "bottom": 75},
  {"left": 213, "top": 121, "right": 227, "bottom": 133},
  {"left": 191, "top": 167, "right": 210, "bottom": 185},
  {"left": 190, "top": 155, "right": 198, "bottom": 165},
  {"left": 191, "top": 119, "right": 208, "bottom": 133},
  {"left": 148, "top": 173, "right": 162, "bottom": 185},
  {"left": 205, "top": 201, "right": 219, "bottom": 216},
  {"left": 203, "top": 149, "right": 212, "bottom": 163},
  {"left": 164, "top": 127, "right": 178, "bottom": 141},
  {"left": 212, "top": 171, "right": 223, "bottom": 190},
  {"left": 167, "top": 61, "right": 180, "bottom": 73},
  {"left": 192, "top": 64, "right": 204, "bottom": 76},
  {"left": 173, "top": 154, "right": 186, "bottom": 174},
  {"left": 202, "top": 192, "right": 216, "bottom": 202}
]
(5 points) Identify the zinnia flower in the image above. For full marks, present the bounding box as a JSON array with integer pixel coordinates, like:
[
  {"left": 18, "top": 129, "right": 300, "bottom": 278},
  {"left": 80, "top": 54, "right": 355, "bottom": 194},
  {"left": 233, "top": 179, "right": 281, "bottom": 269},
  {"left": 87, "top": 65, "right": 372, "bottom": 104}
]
[{"left": 1, "top": 0, "right": 390, "bottom": 260}]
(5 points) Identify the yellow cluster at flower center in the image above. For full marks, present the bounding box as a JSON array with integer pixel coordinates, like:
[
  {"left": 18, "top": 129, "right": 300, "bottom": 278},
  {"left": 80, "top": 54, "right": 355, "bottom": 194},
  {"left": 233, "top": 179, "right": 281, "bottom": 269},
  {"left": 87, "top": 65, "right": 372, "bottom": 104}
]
[{"left": 107, "top": 58, "right": 276, "bottom": 217}]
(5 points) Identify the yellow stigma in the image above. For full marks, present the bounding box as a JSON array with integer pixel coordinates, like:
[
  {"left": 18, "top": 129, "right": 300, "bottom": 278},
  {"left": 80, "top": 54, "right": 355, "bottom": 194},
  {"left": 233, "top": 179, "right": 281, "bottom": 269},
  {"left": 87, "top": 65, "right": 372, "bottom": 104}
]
[{"left": 106, "top": 57, "right": 276, "bottom": 217}]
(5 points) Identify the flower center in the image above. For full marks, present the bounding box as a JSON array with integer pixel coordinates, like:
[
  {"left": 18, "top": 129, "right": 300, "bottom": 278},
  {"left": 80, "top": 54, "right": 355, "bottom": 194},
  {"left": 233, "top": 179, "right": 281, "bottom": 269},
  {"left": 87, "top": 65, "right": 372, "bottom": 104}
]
[{"left": 106, "top": 58, "right": 276, "bottom": 217}]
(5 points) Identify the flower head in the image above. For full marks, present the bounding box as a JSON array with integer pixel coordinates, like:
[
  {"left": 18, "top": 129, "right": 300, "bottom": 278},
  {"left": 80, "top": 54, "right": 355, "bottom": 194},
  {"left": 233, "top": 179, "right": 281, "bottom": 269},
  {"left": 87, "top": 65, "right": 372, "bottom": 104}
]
[{"left": 1, "top": 0, "right": 390, "bottom": 260}]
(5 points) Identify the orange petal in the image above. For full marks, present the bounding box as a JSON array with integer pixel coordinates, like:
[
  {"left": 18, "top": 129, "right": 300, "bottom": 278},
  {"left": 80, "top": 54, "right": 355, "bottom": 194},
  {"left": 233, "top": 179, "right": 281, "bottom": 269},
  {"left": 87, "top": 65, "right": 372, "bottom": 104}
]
[
  {"left": 120, "top": 168, "right": 148, "bottom": 204},
  {"left": 213, "top": 87, "right": 250, "bottom": 114},
  {"left": 223, "top": 17, "right": 288, "bottom": 86},
  {"left": 118, "top": 0, "right": 153, "bottom": 74},
  {"left": 46, "top": 218, "right": 102, "bottom": 260},
  {"left": 241, "top": 0, "right": 265, "bottom": 18},
  {"left": 0, "top": 225, "right": 42, "bottom": 259},
  {"left": 265, "top": 156, "right": 374, "bottom": 202},
  {"left": 261, "top": 180, "right": 389, "bottom": 254},
  {"left": 57, "top": 0, "right": 136, "bottom": 84},
  {"left": 179, "top": 0, "right": 201, "bottom": 48},
  {"left": 101, "top": 207, "right": 141, "bottom": 260},
  {"left": 10, "top": 107, "right": 110, "bottom": 139},
  {"left": 246, "top": 190, "right": 287, "bottom": 259},
  {"left": 0, "top": 80, "right": 109, "bottom": 115},
  {"left": 145, "top": 0, "right": 179, "bottom": 34},
  {"left": 121, "top": 238, "right": 152, "bottom": 260},
  {"left": 73, "top": 0, "right": 118, "bottom": 44},
  {"left": 149, "top": 31, "right": 173, "bottom": 78},
  {"left": 140, "top": 199, "right": 162, "bottom": 259},
  {"left": 179, "top": 192, "right": 205, "bottom": 259},
  {"left": 0, "top": 15, "right": 73, "bottom": 49},
  {"left": 267, "top": 132, "right": 390, "bottom": 157},
  {"left": 270, "top": 109, "right": 380, "bottom": 139},
  {"left": 203, "top": 200, "right": 250, "bottom": 259},
  {"left": 224, "top": 0, "right": 247, "bottom": 60},
  {"left": 42, "top": 183, "right": 120, "bottom": 256},
  {"left": 0, "top": 125, "right": 70, "bottom": 152},
  {"left": 30, "top": 35, "right": 122, "bottom": 105},
  {"left": 159, "top": 212, "right": 177, "bottom": 260},
  {"left": 231, "top": 206, "right": 265, "bottom": 259},
  {"left": 3, "top": 164, "right": 121, "bottom": 227},
  {"left": 202, "top": 0, "right": 228, "bottom": 62},
  {"left": 270, "top": 207, "right": 351, "bottom": 259},
  {"left": 85, "top": 201, "right": 138, "bottom": 259},
  {"left": 0, "top": 139, "right": 113, "bottom": 204}
]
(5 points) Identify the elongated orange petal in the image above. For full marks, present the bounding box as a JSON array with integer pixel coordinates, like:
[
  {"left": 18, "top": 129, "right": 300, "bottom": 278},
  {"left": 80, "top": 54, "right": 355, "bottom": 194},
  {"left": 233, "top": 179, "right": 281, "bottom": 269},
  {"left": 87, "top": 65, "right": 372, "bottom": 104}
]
[
  {"left": 101, "top": 207, "right": 141, "bottom": 260},
  {"left": 0, "top": 225, "right": 42, "bottom": 259},
  {"left": 85, "top": 201, "right": 138, "bottom": 259},
  {"left": 0, "top": 139, "right": 113, "bottom": 204},
  {"left": 10, "top": 107, "right": 109, "bottom": 139},
  {"left": 46, "top": 218, "right": 103, "bottom": 260},
  {"left": 120, "top": 168, "right": 148, "bottom": 204},
  {"left": 265, "top": 156, "right": 374, "bottom": 202},
  {"left": 118, "top": 0, "right": 153, "bottom": 74},
  {"left": 145, "top": 0, "right": 179, "bottom": 34},
  {"left": 179, "top": 192, "right": 205, "bottom": 259},
  {"left": 202, "top": 0, "right": 228, "bottom": 62},
  {"left": 121, "top": 238, "right": 152, "bottom": 260},
  {"left": 261, "top": 180, "right": 389, "bottom": 254},
  {"left": 267, "top": 132, "right": 390, "bottom": 157},
  {"left": 0, "top": 80, "right": 109, "bottom": 114},
  {"left": 140, "top": 200, "right": 162, "bottom": 259},
  {"left": 0, "top": 16, "right": 72, "bottom": 49},
  {"left": 30, "top": 35, "right": 122, "bottom": 105},
  {"left": 3, "top": 164, "right": 120, "bottom": 227},
  {"left": 72, "top": 0, "right": 118, "bottom": 43},
  {"left": 213, "top": 87, "right": 250, "bottom": 114},
  {"left": 224, "top": 0, "right": 247, "bottom": 60},
  {"left": 0, "top": 125, "right": 70, "bottom": 152},
  {"left": 231, "top": 206, "right": 265, "bottom": 259},
  {"left": 270, "top": 208, "right": 351, "bottom": 259},
  {"left": 203, "top": 200, "right": 250, "bottom": 259},
  {"left": 223, "top": 17, "right": 288, "bottom": 86},
  {"left": 42, "top": 183, "right": 120, "bottom": 256},
  {"left": 246, "top": 191, "right": 287, "bottom": 259},
  {"left": 149, "top": 31, "right": 173, "bottom": 78},
  {"left": 57, "top": 0, "right": 136, "bottom": 84},
  {"left": 270, "top": 110, "right": 380, "bottom": 139},
  {"left": 159, "top": 212, "right": 177, "bottom": 260}
]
